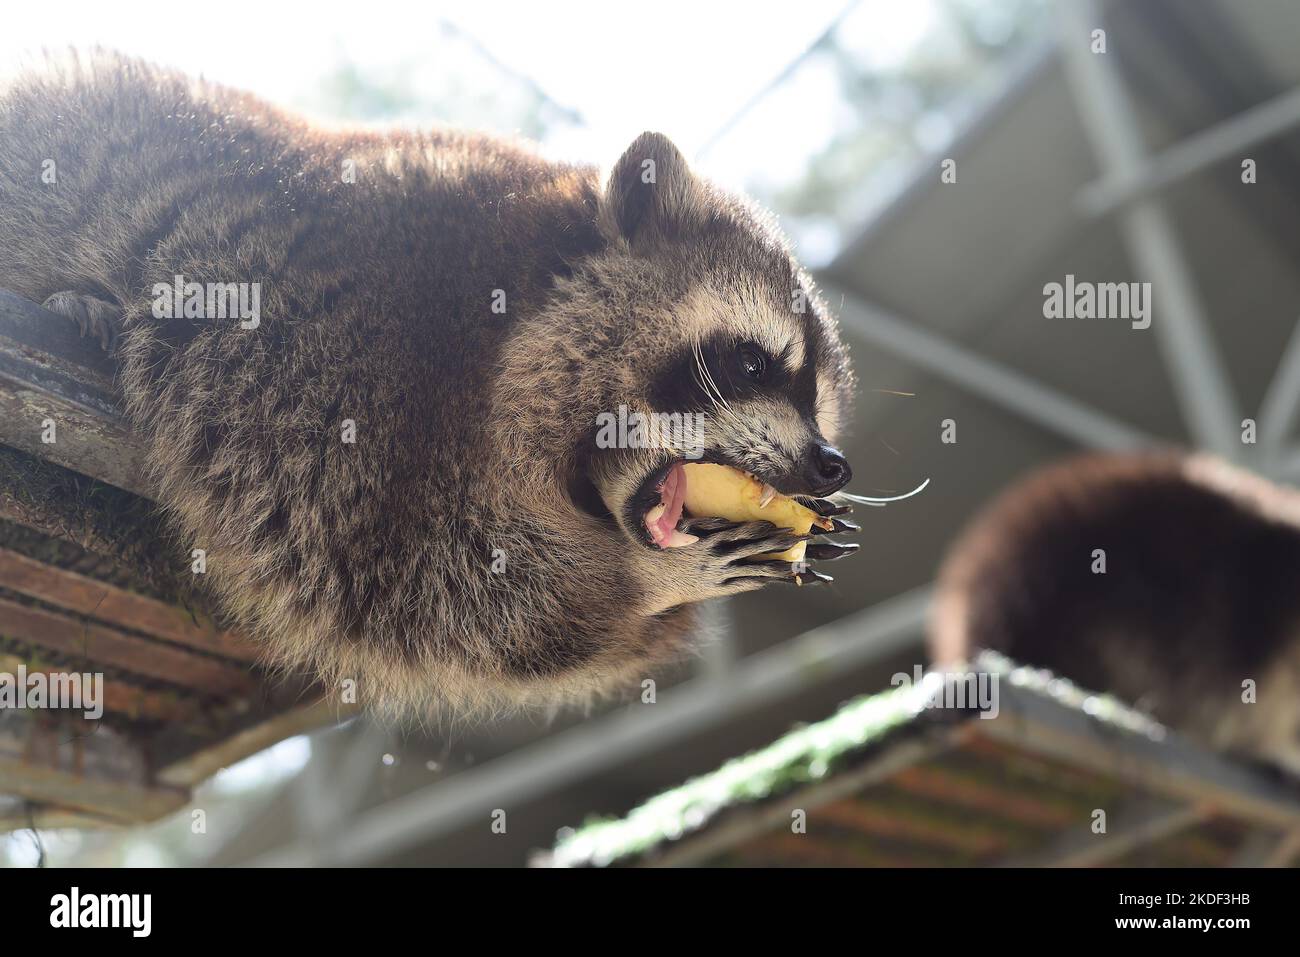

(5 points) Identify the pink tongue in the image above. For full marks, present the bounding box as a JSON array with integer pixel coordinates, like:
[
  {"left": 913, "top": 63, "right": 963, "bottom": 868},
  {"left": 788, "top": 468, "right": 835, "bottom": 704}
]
[{"left": 647, "top": 463, "right": 697, "bottom": 548}]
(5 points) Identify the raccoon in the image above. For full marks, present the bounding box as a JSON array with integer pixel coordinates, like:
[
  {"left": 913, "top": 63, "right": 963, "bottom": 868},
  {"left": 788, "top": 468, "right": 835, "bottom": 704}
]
[
  {"left": 932, "top": 451, "right": 1300, "bottom": 775},
  {"left": 0, "top": 53, "right": 858, "bottom": 717}
]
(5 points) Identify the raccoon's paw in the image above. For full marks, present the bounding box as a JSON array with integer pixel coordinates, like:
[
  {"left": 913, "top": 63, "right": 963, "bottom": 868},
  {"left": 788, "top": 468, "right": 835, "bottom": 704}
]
[
  {"left": 678, "top": 518, "right": 832, "bottom": 592},
  {"left": 42, "top": 291, "right": 123, "bottom": 353}
]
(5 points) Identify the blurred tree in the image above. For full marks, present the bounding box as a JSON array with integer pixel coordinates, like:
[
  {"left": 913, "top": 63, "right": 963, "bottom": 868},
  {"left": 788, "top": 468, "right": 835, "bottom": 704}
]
[
  {"left": 302, "top": 22, "right": 581, "bottom": 142},
  {"left": 766, "top": 0, "right": 1050, "bottom": 256}
]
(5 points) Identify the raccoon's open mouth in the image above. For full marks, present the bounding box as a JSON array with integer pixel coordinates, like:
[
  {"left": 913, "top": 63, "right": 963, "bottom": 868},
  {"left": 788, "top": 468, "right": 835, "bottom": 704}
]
[
  {"left": 629, "top": 456, "right": 838, "bottom": 551},
  {"left": 643, "top": 461, "right": 696, "bottom": 548},
  {"left": 629, "top": 458, "right": 706, "bottom": 550}
]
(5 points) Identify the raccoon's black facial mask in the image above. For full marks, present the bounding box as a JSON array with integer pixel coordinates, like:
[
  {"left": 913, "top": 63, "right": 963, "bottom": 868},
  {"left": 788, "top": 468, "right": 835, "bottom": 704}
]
[{"left": 649, "top": 336, "right": 819, "bottom": 413}]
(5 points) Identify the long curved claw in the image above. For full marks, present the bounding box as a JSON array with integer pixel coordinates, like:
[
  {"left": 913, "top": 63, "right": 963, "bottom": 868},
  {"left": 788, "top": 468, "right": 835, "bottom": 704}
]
[
  {"left": 803, "top": 541, "right": 859, "bottom": 562},
  {"left": 800, "top": 496, "right": 854, "bottom": 518},
  {"left": 793, "top": 568, "right": 834, "bottom": 586}
]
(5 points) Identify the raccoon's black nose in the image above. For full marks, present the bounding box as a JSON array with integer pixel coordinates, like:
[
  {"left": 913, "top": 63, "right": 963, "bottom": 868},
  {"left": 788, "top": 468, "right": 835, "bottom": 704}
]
[{"left": 805, "top": 444, "right": 852, "bottom": 496}]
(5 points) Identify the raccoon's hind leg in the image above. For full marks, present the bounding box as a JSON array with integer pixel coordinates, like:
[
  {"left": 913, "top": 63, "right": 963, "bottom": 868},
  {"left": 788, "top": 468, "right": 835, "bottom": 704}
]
[{"left": 42, "top": 291, "right": 123, "bottom": 353}]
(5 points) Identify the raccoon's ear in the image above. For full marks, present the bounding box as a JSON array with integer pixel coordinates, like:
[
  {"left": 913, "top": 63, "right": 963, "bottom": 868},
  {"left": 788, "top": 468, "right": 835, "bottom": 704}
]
[{"left": 600, "top": 131, "right": 702, "bottom": 246}]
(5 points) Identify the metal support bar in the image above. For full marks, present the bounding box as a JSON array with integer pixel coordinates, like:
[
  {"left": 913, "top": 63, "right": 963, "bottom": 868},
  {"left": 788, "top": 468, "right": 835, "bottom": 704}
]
[
  {"left": 1257, "top": 318, "right": 1300, "bottom": 460},
  {"left": 1079, "top": 83, "right": 1300, "bottom": 218},
  {"left": 1058, "top": 1, "right": 1242, "bottom": 460},
  {"left": 248, "top": 585, "right": 933, "bottom": 866},
  {"left": 695, "top": 600, "right": 738, "bottom": 682},
  {"left": 696, "top": 0, "right": 864, "bottom": 160},
  {"left": 294, "top": 720, "right": 390, "bottom": 836},
  {"left": 1265, "top": 445, "right": 1300, "bottom": 482},
  {"left": 820, "top": 281, "right": 1151, "bottom": 451}
]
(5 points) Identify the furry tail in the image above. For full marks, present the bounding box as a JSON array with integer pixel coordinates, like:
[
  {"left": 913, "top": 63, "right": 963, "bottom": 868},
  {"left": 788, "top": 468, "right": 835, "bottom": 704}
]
[{"left": 931, "top": 451, "right": 1300, "bottom": 772}]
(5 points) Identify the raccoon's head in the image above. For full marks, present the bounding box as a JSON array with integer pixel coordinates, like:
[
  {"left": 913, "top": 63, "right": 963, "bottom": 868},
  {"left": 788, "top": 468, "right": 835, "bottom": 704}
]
[{"left": 572, "top": 132, "right": 857, "bottom": 550}]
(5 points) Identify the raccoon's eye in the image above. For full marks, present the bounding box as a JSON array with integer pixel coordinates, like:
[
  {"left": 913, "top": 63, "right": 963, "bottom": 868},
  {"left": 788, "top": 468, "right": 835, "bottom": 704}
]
[{"left": 738, "top": 344, "right": 768, "bottom": 382}]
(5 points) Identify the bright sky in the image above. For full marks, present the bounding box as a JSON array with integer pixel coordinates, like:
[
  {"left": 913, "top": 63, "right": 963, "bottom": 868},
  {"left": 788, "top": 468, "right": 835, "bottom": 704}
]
[
  {"left": 2, "top": 2, "right": 936, "bottom": 162},
  {"left": 5, "top": 0, "right": 967, "bottom": 269}
]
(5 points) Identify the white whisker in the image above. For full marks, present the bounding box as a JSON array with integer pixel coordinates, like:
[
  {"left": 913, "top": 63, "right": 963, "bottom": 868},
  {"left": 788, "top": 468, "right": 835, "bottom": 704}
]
[
  {"left": 836, "top": 477, "right": 931, "bottom": 507},
  {"left": 692, "top": 337, "right": 744, "bottom": 430}
]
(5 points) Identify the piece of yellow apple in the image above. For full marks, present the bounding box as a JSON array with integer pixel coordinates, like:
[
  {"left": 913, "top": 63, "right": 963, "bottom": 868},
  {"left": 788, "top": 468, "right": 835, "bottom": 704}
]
[{"left": 681, "top": 462, "right": 828, "bottom": 562}]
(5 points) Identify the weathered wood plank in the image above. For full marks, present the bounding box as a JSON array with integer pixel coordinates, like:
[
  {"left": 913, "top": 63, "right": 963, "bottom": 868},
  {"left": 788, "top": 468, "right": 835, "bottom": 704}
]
[
  {"left": 0, "top": 547, "right": 258, "bottom": 662},
  {"left": 0, "top": 651, "right": 197, "bottom": 723},
  {"left": 730, "top": 831, "right": 925, "bottom": 868},
  {"left": 890, "top": 763, "right": 1077, "bottom": 829},
  {"left": 0, "top": 289, "right": 149, "bottom": 495},
  {"left": 997, "top": 798, "right": 1211, "bottom": 868},
  {"left": 817, "top": 795, "right": 1003, "bottom": 855},
  {"left": 0, "top": 594, "right": 254, "bottom": 696},
  {"left": 0, "top": 757, "right": 188, "bottom": 824},
  {"left": 972, "top": 683, "right": 1300, "bottom": 831},
  {"left": 639, "top": 723, "right": 971, "bottom": 868},
  {"left": 0, "top": 802, "right": 123, "bottom": 831},
  {"left": 0, "top": 711, "right": 189, "bottom": 824},
  {"left": 0, "top": 290, "right": 118, "bottom": 403}
]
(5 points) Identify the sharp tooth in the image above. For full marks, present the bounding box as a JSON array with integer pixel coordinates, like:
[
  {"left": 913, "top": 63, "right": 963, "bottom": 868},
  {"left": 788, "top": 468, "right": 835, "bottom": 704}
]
[
  {"left": 758, "top": 484, "right": 778, "bottom": 508},
  {"left": 645, "top": 503, "right": 666, "bottom": 525}
]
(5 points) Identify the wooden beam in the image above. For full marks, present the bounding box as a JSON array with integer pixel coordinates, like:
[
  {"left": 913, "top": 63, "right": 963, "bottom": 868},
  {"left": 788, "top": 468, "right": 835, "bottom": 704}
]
[
  {"left": 998, "top": 798, "right": 1211, "bottom": 868},
  {"left": 0, "top": 488, "right": 145, "bottom": 567},
  {"left": 0, "top": 547, "right": 258, "bottom": 662},
  {"left": 0, "top": 803, "right": 124, "bottom": 831},
  {"left": 728, "top": 832, "right": 923, "bottom": 868},
  {"left": 0, "top": 289, "right": 148, "bottom": 495},
  {"left": 0, "top": 713, "right": 188, "bottom": 824},
  {"left": 958, "top": 733, "right": 1127, "bottom": 798},
  {"left": 973, "top": 684, "right": 1300, "bottom": 832},
  {"left": 0, "top": 594, "right": 254, "bottom": 696},
  {"left": 890, "top": 764, "right": 1077, "bottom": 829},
  {"left": 638, "top": 723, "right": 971, "bottom": 868},
  {"left": 816, "top": 796, "right": 1003, "bottom": 855},
  {"left": 0, "top": 652, "right": 197, "bottom": 723},
  {"left": 0, "top": 756, "right": 188, "bottom": 825}
]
